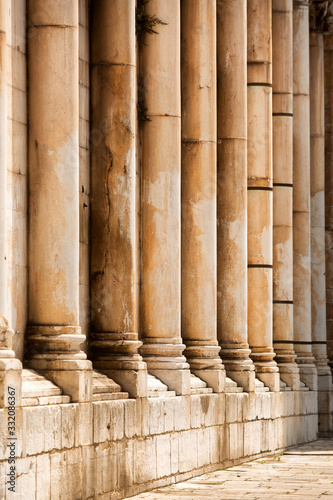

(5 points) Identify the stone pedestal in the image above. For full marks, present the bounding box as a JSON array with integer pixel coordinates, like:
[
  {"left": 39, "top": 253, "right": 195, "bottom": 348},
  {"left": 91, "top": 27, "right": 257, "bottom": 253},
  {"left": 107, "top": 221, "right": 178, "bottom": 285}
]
[
  {"left": 247, "top": 0, "right": 279, "bottom": 392},
  {"left": 216, "top": 0, "right": 255, "bottom": 392},
  {"left": 140, "top": 0, "right": 190, "bottom": 395},
  {"left": 293, "top": 0, "right": 317, "bottom": 390},
  {"left": 181, "top": 0, "right": 225, "bottom": 393},
  {"left": 0, "top": 318, "right": 22, "bottom": 408},
  {"left": 26, "top": 1, "right": 92, "bottom": 402},
  {"left": 89, "top": 0, "right": 147, "bottom": 398},
  {"left": 272, "top": 0, "right": 301, "bottom": 390}
]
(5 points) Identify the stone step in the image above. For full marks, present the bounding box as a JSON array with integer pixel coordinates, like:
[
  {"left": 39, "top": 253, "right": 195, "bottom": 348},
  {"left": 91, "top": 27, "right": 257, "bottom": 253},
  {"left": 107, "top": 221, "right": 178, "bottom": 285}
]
[
  {"left": 92, "top": 370, "right": 130, "bottom": 400},
  {"left": 147, "top": 373, "right": 176, "bottom": 398},
  {"left": 225, "top": 376, "right": 243, "bottom": 393},
  {"left": 22, "top": 369, "right": 71, "bottom": 405},
  {"left": 190, "top": 387, "right": 214, "bottom": 395},
  {"left": 190, "top": 373, "right": 213, "bottom": 395},
  {"left": 22, "top": 395, "right": 71, "bottom": 406},
  {"left": 255, "top": 378, "right": 270, "bottom": 392},
  {"left": 22, "top": 369, "right": 65, "bottom": 398},
  {"left": 147, "top": 390, "right": 176, "bottom": 398},
  {"left": 92, "top": 371, "right": 122, "bottom": 393},
  {"left": 93, "top": 392, "right": 128, "bottom": 401},
  {"left": 22, "top": 368, "right": 47, "bottom": 381}
]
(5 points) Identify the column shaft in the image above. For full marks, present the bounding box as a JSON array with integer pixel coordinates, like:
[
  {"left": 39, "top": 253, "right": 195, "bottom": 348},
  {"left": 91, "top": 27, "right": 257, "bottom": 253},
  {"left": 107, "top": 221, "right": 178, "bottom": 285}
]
[
  {"left": 140, "top": 0, "right": 190, "bottom": 395},
  {"left": 310, "top": 2, "right": 333, "bottom": 434},
  {"left": 27, "top": 0, "right": 91, "bottom": 402},
  {"left": 247, "top": 0, "right": 279, "bottom": 391},
  {"left": 272, "top": 0, "right": 300, "bottom": 389},
  {"left": 181, "top": 0, "right": 224, "bottom": 393},
  {"left": 90, "top": 0, "right": 147, "bottom": 397},
  {"left": 293, "top": 0, "right": 317, "bottom": 389},
  {"left": 217, "top": 0, "right": 255, "bottom": 392},
  {"left": 325, "top": 31, "right": 333, "bottom": 371},
  {"left": 310, "top": 30, "right": 331, "bottom": 375}
]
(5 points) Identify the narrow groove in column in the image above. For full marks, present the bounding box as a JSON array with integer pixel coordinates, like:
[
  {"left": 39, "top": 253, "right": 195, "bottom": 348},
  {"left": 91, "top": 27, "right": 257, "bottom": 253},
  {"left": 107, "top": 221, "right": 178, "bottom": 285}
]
[
  {"left": 273, "top": 112, "right": 293, "bottom": 117},
  {"left": 248, "top": 264, "right": 273, "bottom": 269},
  {"left": 273, "top": 300, "right": 293, "bottom": 304},
  {"left": 29, "top": 24, "right": 78, "bottom": 29},
  {"left": 273, "top": 183, "right": 293, "bottom": 187},
  {"left": 247, "top": 82, "right": 272, "bottom": 87},
  {"left": 247, "top": 186, "right": 273, "bottom": 191}
]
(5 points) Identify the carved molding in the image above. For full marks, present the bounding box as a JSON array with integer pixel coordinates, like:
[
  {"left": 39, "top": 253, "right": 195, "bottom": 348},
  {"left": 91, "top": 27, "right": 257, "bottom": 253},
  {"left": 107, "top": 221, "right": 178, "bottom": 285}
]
[{"left": 310, "top": 0, "right": 333, "bottom": 31}]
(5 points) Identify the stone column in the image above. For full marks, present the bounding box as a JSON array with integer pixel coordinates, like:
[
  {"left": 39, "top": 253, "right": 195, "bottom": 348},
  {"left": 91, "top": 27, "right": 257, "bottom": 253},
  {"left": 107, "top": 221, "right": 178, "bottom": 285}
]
[
  {"left": 181, "top": 0, "right": 225, "bottom": 393},
  {"left": 26, "top": 0, "right": 92, "bottom": 402},
  {"left": 324, "top": 12, "right": 333, "bottom": 372},
  {"left": 216, "top": 0, "right": 255, "bottom": 392},
  {"left": 0, "top": 0, "right": 22, "bottom": 408},
  {"left": 293, "top": 0, "right": 317, "bottom": 390},
  {"left": 140, "top": 0, "right": 191, "bottom": 395},
  {"left": 310, "top": 0, "right": 332, "bottom": 433},
  {"left": 247, "top": 0, "right": 279, "bottom": 391},
  {"left": 272, "top": 0, "right": 301, "bottom": 390},
  {"left": 89, "top": 0, "right": 147, "bottom": 398}
]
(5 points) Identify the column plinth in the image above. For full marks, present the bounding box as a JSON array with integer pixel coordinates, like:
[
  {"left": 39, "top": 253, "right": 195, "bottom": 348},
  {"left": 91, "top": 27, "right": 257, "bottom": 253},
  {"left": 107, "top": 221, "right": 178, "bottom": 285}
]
[
  {"left": 217, "top": 0, "right": 255, "bottom": 392},
  {"left": 27, "top": 1, "right": 92, "bottom": 402},
  {"left": 0, "top": 318, "right": 22, "bottom": 407}
]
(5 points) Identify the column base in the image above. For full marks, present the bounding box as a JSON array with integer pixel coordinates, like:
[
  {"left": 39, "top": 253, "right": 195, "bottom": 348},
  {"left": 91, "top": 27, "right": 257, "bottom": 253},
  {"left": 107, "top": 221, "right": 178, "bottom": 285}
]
[
  {"left": 184, "top": 340, "right": 223, "bottom": 369},
  {"left": 250, "top": 347, "right": 279, "bottom": 391},
  {"left": 26, "top": 359, "right": 92, "bottom": 402},
  {"left": 295, "top": 352, "right": 318, "bottom": 390},
  {"left": 192, "top": 369, "right": 226, "bottom": 393},
  {"left": 220, "top": 343, "right": 256, "bottom": 391},
  {"left": 141, "top": 337, "right": 191, "bottom": 395},
  {"left": 91, "top": 332, "right": 148, "bottom": 397},
  {"left": 274, "top": 346, "right": 301, "bottom": 390}
]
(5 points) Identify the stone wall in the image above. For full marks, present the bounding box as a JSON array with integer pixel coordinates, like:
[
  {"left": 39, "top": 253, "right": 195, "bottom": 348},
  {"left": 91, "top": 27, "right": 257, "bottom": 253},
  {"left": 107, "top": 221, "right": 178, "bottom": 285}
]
[{"left": 0, "top": 391, "right": 318, "bottom": 499}]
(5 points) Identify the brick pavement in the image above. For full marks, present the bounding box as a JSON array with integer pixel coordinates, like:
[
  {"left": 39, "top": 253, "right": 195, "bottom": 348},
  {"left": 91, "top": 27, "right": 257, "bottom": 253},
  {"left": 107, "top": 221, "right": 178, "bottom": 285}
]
[{"left": 129, "top": 439, "right": 333, "bottom": 499}]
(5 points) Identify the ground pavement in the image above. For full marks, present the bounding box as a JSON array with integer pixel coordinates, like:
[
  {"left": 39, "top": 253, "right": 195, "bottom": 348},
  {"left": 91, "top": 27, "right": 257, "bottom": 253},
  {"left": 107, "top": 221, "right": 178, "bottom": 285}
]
[{"left": 128, "top": 439, "right": 333, "bottom": 499}]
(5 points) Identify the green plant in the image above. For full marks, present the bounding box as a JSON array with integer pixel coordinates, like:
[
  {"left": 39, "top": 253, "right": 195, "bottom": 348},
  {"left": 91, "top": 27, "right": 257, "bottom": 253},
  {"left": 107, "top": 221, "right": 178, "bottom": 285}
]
[{"left": 136, "top": 0, "right": 167, "bottom": 46}]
